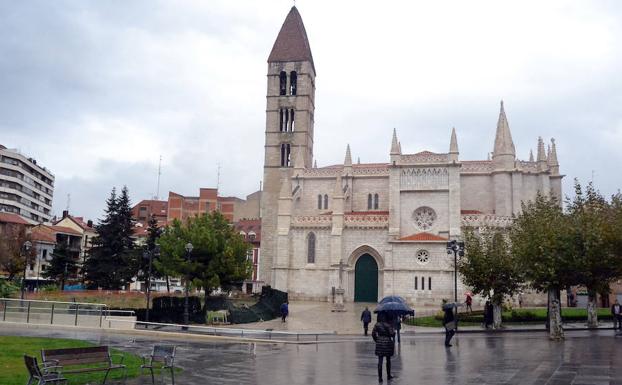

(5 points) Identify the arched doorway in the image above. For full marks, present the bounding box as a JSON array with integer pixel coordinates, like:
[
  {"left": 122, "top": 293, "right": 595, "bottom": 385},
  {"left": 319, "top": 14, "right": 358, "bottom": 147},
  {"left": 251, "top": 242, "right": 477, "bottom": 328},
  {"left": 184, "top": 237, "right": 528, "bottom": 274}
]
[{"left": 354, "top": 254, "right": 378, "bottom": 302}]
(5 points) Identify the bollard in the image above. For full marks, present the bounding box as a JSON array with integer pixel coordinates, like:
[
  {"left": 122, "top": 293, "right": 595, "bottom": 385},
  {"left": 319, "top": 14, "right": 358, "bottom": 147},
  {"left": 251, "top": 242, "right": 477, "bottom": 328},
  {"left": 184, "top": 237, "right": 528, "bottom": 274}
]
[
  {"left": 74, "top": 305, "right": 79, "bottom": 326},
  {"left": 99, "top": 307, "right": 103, "bottom": 328},
  {"left": 3, "top": 300, "right": 7, "bottom": 321},
  {"left": 26, "top": 302, "right": 31, "bottom": 323},
  {"left": 50, "top": 304, "right": 55, "bottom": 324}
]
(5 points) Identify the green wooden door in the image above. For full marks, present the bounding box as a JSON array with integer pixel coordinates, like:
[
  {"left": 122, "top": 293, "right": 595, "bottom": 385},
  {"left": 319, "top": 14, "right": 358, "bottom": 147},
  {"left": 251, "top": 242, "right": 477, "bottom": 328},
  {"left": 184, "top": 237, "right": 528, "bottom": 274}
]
[{"left": 354, "top": 254, "right": 378, "bottom": 302}]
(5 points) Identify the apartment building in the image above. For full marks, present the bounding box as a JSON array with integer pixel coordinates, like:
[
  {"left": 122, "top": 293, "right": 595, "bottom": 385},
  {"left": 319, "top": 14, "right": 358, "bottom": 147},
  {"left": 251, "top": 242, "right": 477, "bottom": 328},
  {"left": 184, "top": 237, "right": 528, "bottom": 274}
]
[{"left": 0, "top": 144, "right": 54, "bottom": 223}]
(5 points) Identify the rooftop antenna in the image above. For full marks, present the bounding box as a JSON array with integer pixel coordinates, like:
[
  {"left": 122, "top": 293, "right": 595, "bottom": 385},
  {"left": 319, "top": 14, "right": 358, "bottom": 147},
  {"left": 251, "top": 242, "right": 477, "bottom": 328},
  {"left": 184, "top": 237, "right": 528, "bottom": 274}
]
[{"left": 155, "top": 155, "right": 162, "bottom": 200}]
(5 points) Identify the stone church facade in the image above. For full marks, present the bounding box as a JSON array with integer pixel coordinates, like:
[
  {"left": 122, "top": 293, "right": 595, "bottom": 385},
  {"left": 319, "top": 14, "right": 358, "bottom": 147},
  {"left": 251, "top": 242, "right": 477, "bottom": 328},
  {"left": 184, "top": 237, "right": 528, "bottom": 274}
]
[{"left": 259, "top": 7, "right": 563, "bottom": 304}]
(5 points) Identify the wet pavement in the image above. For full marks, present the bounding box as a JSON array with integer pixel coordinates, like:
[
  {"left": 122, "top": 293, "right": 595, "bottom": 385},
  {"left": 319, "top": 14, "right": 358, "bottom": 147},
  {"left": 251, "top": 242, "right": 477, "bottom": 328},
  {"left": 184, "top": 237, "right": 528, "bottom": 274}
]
[{"left": 2, "top": 326, "right": 622, "bottom": 384}]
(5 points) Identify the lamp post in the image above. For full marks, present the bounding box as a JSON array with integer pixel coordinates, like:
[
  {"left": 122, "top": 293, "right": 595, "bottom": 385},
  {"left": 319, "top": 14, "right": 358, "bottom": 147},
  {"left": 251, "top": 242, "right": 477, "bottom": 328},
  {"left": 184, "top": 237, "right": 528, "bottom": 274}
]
[
  {"left": 446, "top": 240, "right": 465, "bottom": 303},
  {"left": 20, "top": 241, "right": 33, "bottom": 300},
  {"left": 144, "top": 245, "right": 159, "bottom": 325},
  {"left": 183, "top": 242, "right": 193, "bottom": 328}
]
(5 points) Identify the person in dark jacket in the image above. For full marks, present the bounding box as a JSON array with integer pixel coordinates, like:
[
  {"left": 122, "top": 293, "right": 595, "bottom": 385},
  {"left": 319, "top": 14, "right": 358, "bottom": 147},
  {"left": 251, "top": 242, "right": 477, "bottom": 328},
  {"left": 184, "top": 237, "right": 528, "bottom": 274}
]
[
  {"left": 442, "top": 300, "right": 457, "bottom": 347},
  {"left": 280, "top": 301, "right": 289, "bottom": 322},
  {"left": 484, "top": 300, "right": 493, "bottom": 329},
  {"left": 361, "top": 307, "right": 372, "bottom": 336},
  {"left": 612, "top": 299, "right": 622, "bottom": 330},
  {"left": 372, "top": 312, "right": 395, "bottom": 382}
]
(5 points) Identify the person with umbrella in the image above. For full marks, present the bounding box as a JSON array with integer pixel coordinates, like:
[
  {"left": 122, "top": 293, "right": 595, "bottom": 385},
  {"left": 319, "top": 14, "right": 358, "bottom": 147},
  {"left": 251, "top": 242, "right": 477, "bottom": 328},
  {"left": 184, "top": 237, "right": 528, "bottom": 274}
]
[
  {"left": 442, "top": 299, "right": 461, "bottom": 347},
  {"left": 372, "top": 312, "right": 395, "bottom": 382}
]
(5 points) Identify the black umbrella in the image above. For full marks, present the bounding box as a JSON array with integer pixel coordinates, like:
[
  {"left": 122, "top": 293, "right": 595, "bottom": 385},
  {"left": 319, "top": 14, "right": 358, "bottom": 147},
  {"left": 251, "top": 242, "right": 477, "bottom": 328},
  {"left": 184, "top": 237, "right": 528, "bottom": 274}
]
[
  {"left": 374, "top": 300, "right": 414, "bottom": 316},
  {"left": 379, "top": 296, "right": 407, "bottom": 305}
]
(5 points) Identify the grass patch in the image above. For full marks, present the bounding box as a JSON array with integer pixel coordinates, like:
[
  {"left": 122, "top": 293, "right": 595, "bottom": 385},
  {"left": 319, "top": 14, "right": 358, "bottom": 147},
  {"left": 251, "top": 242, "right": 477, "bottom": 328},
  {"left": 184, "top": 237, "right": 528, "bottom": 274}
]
[
  {"left": 0, "top": 336, "right": 145, "bottom": 385},
  {"left": 405, "top": 307, "right": 613, "bottom": 328}
]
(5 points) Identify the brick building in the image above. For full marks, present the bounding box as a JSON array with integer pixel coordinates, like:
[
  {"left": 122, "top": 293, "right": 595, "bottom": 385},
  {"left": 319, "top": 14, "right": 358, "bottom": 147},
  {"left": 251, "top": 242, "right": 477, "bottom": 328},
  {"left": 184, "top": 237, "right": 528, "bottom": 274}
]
[{"left": 235, "top": 218, "right": 263, "bottom": 294}]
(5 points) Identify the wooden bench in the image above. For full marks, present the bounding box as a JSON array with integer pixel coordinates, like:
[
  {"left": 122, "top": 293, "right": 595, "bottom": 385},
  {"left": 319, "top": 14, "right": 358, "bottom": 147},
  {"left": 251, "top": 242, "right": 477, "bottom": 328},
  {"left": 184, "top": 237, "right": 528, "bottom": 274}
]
[{"left": 41, "top": 346, "right": 127, "bottom": 384}]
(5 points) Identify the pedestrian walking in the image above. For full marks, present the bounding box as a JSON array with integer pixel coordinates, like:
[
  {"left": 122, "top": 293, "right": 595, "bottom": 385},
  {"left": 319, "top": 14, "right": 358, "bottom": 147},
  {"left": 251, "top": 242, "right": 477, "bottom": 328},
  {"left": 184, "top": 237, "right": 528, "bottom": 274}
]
[
  {"left": 518, "top": 292, "right": 524, "bottom": 308},
  {"left": 611, "top": 299, "right": 622, "bottom": 330},
  {"left": 484, "top": 300, "right": 494, "bottom": 329},
  {"left": 280, "top": 301, "right": 289, "bottom": 322},
  {"left": 392, "top": 315, "right": 402, "bottom": 344},
  {"left": 361, "top": 307, "right": 372, "bottom": 336},
  {"left": 465, "top": 293, "right": 473, "bottom": 313},
  {"left": 442, "top": 299, "right": 458, "bottom": 347},
  {"left": 372, "top": 313, "right": 395, "bottom": 383}
]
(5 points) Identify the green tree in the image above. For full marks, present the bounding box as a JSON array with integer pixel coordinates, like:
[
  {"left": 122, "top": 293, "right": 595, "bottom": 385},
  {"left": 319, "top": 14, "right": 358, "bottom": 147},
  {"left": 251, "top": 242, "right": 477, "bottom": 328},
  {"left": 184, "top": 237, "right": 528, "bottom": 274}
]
[
  {"left": 567, "top": 181, "right": 622, "bottom": 327},
  {"left": 84, "top": 186, "right": 138, "bottom": 289},
  {"left": 42, "top": 242, "right": 78, "bottom": 291},
  {"left": 136, "top": 215, "right": 163, "bottom": 290},
  {"left": 157, "top": 212, "right": 251, "bottom": 317},
  {"left": 510, "top": 193, "right": 578, "bottom": 340},
  {"left": 0, "top": 227, "right": 36, "bottom": 281},
  {"left": 459, "top": 227, "right": 524, "bottom": 328}
]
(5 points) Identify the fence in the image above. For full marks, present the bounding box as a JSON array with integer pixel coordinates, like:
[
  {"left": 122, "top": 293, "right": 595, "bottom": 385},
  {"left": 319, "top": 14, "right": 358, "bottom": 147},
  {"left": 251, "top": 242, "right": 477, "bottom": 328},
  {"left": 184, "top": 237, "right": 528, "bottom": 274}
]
[{"left": 0, "top": 298, "right": 136, "bottom": 329}]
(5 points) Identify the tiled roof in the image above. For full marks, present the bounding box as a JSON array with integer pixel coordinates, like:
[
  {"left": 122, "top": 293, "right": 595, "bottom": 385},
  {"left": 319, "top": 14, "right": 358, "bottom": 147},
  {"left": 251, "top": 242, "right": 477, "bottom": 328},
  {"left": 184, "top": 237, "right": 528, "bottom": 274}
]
[
  {"left": 268, "top": 6, "right": 315, "bottom": 71},
  {"left": 30, "top": 226, "right": 56, "bottom": 244},
  {"left": 398, "top": 232, "right": 448, "bottom": 242},
  {"left": 48, "top": 225, "right": 82, "bottom": 236},
  {"left": 0, "top": 212, "right": 31, "bottom": 225},
  {"left": 461, "top": 210, "right": 483, "bottom": 214}
]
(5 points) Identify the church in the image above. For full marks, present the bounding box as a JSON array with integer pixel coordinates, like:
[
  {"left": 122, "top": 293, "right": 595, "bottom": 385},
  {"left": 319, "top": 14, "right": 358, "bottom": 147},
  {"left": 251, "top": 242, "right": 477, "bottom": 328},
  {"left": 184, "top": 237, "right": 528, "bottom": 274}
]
[{"left": 259, "top": 7, "right": 563, "bottom": 304}]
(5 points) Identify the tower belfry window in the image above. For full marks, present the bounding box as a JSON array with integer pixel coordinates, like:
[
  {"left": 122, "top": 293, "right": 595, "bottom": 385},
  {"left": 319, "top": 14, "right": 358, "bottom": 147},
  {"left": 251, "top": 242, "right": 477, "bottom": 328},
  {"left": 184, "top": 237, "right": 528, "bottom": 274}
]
[
  {"left": 323, "top": 194, "right": 328, "bottom": 209},
  {"left": 367, "top": 194, "right": 372, "bottom": 210},
  {"left": 280, "top": 143, "right": 291, "bottom": 167},
  {"left": 284, "top": 109, "right": 289, "bottom": 131},
  {"left": 318, "top": 195, "right": 322, "bottom": 209},
  {"left": 279, "top": 109, "right": 285, "bottom": 132},
  {"left": 290, "top": 109, "right": 295, "bottom": 131},
  {"left": 290, "top": 71, "right": 297, "bottom": 95},
  {"left": 279, "top": 71, "right": 287, "bottom": 96},
  {"left": 374, "top": 194, "right": 379, "bottom": 209}
]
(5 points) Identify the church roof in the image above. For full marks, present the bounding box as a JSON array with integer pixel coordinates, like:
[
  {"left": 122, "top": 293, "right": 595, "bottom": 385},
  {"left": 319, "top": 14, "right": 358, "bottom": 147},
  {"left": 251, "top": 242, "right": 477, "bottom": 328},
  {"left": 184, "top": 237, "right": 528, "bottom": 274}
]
[
  {"left": 398, "top": 232, "right": 448, "bottom": 242},
  {"left": 268, "top": 6, "right": 315, "bottom": 72}
]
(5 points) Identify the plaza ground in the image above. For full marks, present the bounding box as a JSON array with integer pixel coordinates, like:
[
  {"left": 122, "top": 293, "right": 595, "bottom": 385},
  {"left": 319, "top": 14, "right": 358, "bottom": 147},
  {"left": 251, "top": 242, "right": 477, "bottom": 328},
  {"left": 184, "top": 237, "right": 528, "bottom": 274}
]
[{"left": 2, "top": 324, "right": 621, "bottom": 384}]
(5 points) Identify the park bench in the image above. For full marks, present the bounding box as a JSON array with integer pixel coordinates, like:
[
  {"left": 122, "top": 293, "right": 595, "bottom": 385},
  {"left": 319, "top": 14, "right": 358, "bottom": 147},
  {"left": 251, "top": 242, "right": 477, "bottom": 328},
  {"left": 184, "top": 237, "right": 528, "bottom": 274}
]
[
  {"left": 24, "top": 355, "right": 67, "bottom": 385},
  {"left": 41, "top": 346, "right": 127, "bottom": 384},
  {"left": 141, "top": 345, "right": 176, "bottom": 385}
]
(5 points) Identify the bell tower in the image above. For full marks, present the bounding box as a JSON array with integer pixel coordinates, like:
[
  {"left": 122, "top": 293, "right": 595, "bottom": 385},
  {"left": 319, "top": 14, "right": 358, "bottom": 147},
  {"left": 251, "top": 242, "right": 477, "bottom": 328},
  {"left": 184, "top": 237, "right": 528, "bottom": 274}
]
[{"left": 260, "top": 6, "right": 316, "bottom": 287}]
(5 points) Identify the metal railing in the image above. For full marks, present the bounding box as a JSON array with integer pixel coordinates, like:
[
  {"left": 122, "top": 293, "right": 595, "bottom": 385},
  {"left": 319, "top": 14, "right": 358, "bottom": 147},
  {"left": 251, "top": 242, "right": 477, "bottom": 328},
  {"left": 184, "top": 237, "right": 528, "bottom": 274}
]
[
  {"left": 107, "top": 318, "right": 336, "bottom": 341},
  {"left": 0, "top": 298, "right": 135, "bottom": 328}
]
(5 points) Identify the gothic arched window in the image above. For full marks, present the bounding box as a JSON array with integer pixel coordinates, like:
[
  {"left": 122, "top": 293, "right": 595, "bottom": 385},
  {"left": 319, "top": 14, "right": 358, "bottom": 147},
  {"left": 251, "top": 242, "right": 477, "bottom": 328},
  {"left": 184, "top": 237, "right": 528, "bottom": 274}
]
[
  {"left": 290, "top": 109, "right": 295, "bottom": 131},
  {"left": 280, "top": 143, "right": 291, "bottom": 167},
  {"left": 279, "top": 71, "right": 287, "bottom": 96},
  {"left": 307, "top": 232, "right": 316, "bottom": 263},
  {"left": 324, "top": 194, "right": 328, "bottom": 209},
  {"left": 374, "top": 194, "right": 379, "bottom": 210},
  {"left": 290, "top": 71, "right": 297, "bottom": 95},
  {"left": 279, "top": 109, "right": 284, "bottom": 132},
  {"left": 317, "top": 194, "right": 322, "bottom": 209},
  {"left": 367, "top": 194, "right": 372, "bottom": 210}
]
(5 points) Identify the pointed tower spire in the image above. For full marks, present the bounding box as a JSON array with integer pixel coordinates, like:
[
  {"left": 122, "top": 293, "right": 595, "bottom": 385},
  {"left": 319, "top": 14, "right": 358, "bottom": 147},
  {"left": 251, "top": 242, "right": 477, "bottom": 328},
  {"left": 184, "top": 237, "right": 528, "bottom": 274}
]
[
  {"left": 537, "top": 136, "right": 548, "bottom": 171},
  {"left": 529, "top": 149, "right": 534, "bottom": 162},
  {"left": 313, "top": 159, "right": 317, "bottom": 168},
  {"left": 344, "top": 144, "right": 352, "bottom": 167},
  {"left": 357, "top": 157, "right": 361, "bottom": 164},
  {"left": 548, "top": 138, "right": 559, "bottom": 174},
  {"left": 449, "top": 127, "right": 459, "bottom": 161},
  {"left": 492, "top": 100, "right": 516, "bottom": 169},
  {"left": 268, "top": 7, "right": 315, "bottom": 72},
  {"left": 390, "top": 128, "right": 400, "bottom": 155}
]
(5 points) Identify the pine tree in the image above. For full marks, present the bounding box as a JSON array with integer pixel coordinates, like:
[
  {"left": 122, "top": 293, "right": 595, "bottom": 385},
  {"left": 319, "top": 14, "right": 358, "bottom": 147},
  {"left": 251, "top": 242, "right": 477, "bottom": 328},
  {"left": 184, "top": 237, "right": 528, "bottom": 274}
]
[
  {"left": 84, "top": 186, "right": 138, "bottom": 289},
  {"left": 42, "top": 242, "right": 78, "bottom": 290}
]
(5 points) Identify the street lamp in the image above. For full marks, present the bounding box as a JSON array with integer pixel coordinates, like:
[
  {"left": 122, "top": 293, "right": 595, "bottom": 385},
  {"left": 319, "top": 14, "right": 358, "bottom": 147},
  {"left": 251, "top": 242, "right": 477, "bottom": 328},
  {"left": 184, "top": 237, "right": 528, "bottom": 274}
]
[
  {"left": 20, "top": 241, "right": 33, "bottom": 300},
  {"left": 183, "top": 242, "right": 193, "bottom": 327},
  {"left": 446, "top": 240, "right": 465, "bottom": 303},
  {"left": 144, "top": 245, "right": 160, "bottom": 325}
]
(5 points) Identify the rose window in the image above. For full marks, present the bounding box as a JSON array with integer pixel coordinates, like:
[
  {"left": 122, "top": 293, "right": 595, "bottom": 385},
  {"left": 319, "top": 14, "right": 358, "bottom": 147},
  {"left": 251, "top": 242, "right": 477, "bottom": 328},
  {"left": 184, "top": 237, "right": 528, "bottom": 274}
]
[
  {"left": 416, "top": 249, "right": 430, "bottom": 265},
  {"left": 412, "top": 206, "right": 436, "bottom": 230}
]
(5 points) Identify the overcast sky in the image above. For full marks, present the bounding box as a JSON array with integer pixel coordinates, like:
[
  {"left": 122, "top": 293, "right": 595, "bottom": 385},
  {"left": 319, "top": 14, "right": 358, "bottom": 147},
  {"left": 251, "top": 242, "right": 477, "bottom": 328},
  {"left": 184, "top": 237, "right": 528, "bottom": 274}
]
[{"left": 1, "top": 0, "right": 621, "bottom": 222}]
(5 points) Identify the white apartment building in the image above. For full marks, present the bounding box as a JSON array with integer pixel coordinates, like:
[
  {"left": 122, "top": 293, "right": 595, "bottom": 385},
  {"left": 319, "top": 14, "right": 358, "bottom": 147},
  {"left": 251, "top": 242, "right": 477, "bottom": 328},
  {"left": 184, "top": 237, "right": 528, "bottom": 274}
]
[{"left": 0, "top": 144, "right": 54, "bottom": 223}]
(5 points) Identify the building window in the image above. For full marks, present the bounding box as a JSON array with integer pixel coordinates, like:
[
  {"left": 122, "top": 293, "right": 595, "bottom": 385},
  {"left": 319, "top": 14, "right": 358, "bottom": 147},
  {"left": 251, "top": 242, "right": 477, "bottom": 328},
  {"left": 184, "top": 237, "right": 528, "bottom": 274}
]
[
  {"left": 421, "top": 276, "right": 425, "bottom": 290},
  {"left": 290, "top": 109, "right": 295, "bottom": 131},
  {"left": 290, "top": 71, "right": 297, "bottom": 95},
  {"left": 428, "top": 277, "right": 432, "bottom": 291},
  {"left": 279, "top": 71, "right": 287, "bottom": 96},
  {"left": 42, "top": 249, "right": 47, "bottom": 259},
  {"left": 248, "top": 232, "right": 256, "bottom": 241},
  {"left": 317, "top": 195, "right": 322, "bottom": 209},
  {"left": 323, "top": 194, "right": 328, "bottom": 209},
  {"left": 279, "top": 109, "right": 285, "bottom": 132},
  {"left": 414, "top": 276, "right": 418, "bottom": 290},
  {"left": 367, "top": 194, "right": 372, "bottom": 210},
  {"left": 415, "top": 250, "right": 430, "bottom": 265},
  {"left": 307, "top": 232, "right": 316, "bottom": 263},
  {"left": 280, "top": 143, "right": 291, "bottom": 167},
  {"left": 374, "top": 194, "right": 379, "bottom": 209}
]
